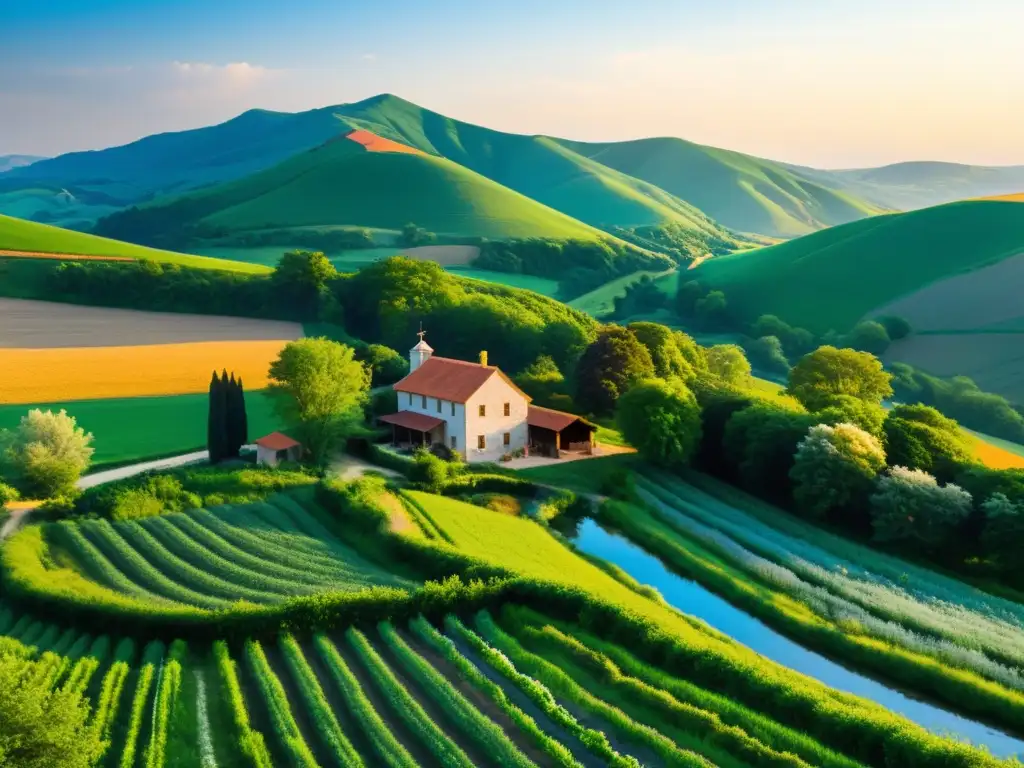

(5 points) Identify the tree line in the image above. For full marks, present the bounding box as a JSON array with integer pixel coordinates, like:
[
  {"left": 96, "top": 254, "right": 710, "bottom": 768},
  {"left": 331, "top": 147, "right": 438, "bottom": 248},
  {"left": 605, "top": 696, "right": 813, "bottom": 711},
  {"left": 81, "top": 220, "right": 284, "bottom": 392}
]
[{"left": 531, "top": 318, "right": 1024, "bottom": 585}]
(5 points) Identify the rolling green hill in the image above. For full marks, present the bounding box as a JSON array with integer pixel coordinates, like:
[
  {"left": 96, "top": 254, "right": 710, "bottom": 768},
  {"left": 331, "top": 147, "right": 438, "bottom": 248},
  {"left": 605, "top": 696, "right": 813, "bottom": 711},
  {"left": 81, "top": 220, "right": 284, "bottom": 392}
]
[
  {"left": 95, "top": 134, "right": 614, "bottom": 242},
  {"left": 0, "top": 213, "right": 269, "bottom": 273},
  {"left": 695, "top": 199, "right": 1024, "bottom": 334},
  {"left": 322, "top": 95, "right": 746, "bottom": 250},
  {"left": 558, "top": 136, "right": 888, "bottom": 238}
]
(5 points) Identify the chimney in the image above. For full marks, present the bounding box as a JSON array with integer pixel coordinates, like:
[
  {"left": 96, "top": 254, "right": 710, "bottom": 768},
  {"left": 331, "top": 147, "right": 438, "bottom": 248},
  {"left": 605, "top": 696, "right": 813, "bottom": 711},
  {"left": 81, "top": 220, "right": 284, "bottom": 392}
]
[{"left": 479, "top": 350, "right": 488, "bottom": 367}]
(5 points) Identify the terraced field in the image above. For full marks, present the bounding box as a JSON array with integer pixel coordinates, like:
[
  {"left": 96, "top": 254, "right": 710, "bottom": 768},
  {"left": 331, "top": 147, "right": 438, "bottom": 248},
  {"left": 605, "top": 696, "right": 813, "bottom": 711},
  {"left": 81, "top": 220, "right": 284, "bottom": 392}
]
[
  {"left": 0, "top": 481, "right": 1010, "bottom": 767},
  {"left": 4, "top": 492, "right": 413, "bottom": 615}
]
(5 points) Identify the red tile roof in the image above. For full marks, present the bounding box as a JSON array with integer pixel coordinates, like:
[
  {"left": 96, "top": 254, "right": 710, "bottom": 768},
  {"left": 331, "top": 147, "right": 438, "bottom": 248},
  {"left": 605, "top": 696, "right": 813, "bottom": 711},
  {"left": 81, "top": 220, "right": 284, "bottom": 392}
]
[
  {"left": 527, "top": 405, "right": 596, "bottom": 433},
  {"left": 378, "top": 411, "right": 447, "bottom": 432},
  {"left": 255, "top": 432, "right": 301, "bottom": 451},
  {"left": 393, "top": 356, "right": 530, "bottom": 404}
]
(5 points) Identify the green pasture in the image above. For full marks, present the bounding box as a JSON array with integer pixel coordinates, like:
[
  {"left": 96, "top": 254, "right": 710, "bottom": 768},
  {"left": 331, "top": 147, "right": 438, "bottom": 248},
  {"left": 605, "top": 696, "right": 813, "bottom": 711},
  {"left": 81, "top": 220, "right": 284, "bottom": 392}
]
[{"left": 0, "top": 391, "right": 282, "bottom": 466}]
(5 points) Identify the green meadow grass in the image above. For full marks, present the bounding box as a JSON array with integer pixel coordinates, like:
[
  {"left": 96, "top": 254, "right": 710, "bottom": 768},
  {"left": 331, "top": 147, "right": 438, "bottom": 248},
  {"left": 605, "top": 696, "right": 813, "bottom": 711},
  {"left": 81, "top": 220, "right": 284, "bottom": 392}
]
[
  {"left": 696, "top": 200, "right": 1024, "bottom": 333},
  {"left": 0, "top": 391, "right": 282, "bottom": 466},
  {"left": 0, "top": 214, "right": 269, "bottom": 273},
  {"left": 568, "top": 268, "right": 677, "bottom": 317},
  {"left": 444, "top": 266, "right": 562, "bottom": 297}
]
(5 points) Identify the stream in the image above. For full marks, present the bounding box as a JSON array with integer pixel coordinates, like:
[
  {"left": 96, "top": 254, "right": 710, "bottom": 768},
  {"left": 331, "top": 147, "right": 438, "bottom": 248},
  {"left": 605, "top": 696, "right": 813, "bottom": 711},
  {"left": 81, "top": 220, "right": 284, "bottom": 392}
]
[{"left": 568, "top": 517, "right": 1024, "bottom": 758}]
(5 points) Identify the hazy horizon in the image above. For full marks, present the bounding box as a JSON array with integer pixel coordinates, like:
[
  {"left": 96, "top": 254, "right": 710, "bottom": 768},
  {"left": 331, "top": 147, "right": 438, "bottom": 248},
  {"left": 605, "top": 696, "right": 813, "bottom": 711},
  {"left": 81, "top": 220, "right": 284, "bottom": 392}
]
[{"left": 3, "top": 0, "right": 1022, "bottom": 168}]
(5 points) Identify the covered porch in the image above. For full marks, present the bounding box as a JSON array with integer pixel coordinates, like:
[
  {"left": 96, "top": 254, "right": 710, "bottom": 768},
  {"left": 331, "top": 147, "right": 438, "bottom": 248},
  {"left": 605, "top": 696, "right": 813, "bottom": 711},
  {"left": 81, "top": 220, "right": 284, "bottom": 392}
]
[
  {"left": 378, "top": 411, "right": 446, "bottom": 451},
  {"left": 527, "top": 405, "right": 598, "bottom": 459}
]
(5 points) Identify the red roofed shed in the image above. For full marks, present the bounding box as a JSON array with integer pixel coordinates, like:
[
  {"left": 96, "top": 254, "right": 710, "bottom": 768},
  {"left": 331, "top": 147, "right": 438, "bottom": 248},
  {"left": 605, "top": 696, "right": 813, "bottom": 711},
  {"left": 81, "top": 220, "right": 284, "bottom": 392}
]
[{"left": 255, "top": 432, "right": 302, "bottom": 467}]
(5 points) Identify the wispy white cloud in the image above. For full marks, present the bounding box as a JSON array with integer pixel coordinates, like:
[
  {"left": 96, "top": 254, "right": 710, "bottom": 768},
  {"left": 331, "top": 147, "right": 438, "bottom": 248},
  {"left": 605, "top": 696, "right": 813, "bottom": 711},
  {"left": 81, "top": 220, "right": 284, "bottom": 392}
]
[
  {"left": 360, "top": 53, "right": 377, "bottom": 62},
  {"left": 170, "top": 61, "right": 276, "bottom": 84}
]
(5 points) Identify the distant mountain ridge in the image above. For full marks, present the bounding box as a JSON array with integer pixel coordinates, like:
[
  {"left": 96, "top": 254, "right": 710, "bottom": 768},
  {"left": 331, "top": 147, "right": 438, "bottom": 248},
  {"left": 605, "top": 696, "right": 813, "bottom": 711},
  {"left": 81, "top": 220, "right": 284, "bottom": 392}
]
[
  {"left": 3, "top": 93, "right": 1023, "bottom": 241},
  {"left": 0, "top": 155, "right": 46, "bottom": 173},
  {"left": 792, "top": 160, "right": 1024, "bottom": 211}
]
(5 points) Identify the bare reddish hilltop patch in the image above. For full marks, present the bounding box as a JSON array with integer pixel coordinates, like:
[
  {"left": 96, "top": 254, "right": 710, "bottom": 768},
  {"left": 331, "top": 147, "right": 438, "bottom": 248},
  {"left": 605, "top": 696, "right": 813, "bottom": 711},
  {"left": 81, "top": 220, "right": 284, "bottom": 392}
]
[{"left": 345, "top": 129, "right": 424, "bottom": 155}]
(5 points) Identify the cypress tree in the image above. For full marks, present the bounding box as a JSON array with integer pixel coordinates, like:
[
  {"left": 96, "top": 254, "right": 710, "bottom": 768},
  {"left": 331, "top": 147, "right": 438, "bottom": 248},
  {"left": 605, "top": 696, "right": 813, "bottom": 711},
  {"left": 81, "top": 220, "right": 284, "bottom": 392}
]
[
  {"left": 236, "top": 376, "right": 249, "bottom": 451},
  {"left": 207, "top": 371, "right": 227, "bottom": 463},
  {"left": 226, "top": 372, "right": 239, "bottom": 458}
]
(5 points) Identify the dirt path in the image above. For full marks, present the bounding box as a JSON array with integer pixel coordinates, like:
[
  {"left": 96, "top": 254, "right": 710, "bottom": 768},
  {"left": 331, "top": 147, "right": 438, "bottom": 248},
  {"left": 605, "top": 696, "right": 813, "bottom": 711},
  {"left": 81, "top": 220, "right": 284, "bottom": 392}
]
[
  {"left": 330, "top": 454, "right": 402, "bottom": 482},
  {"left": 0, "top": 505, "right": 36, "bottom": 540}
]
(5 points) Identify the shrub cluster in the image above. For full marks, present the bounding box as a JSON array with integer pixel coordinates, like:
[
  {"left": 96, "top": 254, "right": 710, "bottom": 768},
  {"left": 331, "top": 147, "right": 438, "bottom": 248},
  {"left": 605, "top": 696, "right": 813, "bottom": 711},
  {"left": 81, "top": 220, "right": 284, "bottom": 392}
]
[{"left": 71, "top": 465, "right": 315, "bottom": 520}]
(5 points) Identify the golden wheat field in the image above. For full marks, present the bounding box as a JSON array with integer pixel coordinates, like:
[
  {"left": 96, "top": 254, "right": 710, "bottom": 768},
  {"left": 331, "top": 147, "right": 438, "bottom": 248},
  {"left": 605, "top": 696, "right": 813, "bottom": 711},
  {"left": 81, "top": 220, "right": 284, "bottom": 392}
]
[
  {"left": 0, "top": 340, "right": 287, "bottom": 404},
  {"left": 969, "top": 434, "right": 1024, "bottom": 470}
]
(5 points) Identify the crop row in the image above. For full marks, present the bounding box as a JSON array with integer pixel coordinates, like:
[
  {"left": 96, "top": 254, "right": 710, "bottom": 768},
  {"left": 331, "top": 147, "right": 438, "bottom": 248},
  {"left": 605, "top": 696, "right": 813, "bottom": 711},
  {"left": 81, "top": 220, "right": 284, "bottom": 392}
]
[
  {"left": 474, "top": 611, "right": 712, "bottom": 768},
  {"left": 244, "top": 638, "right": 321, "bottom": 767},
  {"left": 80, "top": 519, "right": 229, "bottom": 609},
  {"left": 346, "top": 625, "right": 475, "bottom": 767},
  {"left": 379, "top": 619, "right": 536, "bottom": 768},
  {"left": 279, "top": 632, "right": 365, "bottom": 766},
  {"left": 140, "top": 516, "right": 315, "bottom": 599},
  {"left": 118, "top": 640, "right": 165, "bottom": 768},
  {"left": 643, "top": 472, "right": 1024, "bottom": 669},
  {"left": 635, "top": 479, "right": 1024, "bottom": 692}
]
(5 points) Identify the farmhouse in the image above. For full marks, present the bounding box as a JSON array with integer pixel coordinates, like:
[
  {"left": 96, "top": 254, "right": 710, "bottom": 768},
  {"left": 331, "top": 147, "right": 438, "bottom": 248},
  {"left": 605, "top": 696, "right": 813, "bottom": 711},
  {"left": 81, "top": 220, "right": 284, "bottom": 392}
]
[{"left": 380, "top": 332, "right": 596, "bottom": 463}]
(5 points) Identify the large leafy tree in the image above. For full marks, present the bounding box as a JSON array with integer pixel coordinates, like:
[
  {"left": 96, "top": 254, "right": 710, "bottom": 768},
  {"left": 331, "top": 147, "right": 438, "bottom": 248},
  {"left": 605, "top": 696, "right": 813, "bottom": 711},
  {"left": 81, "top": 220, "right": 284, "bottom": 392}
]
[
  {"left": 815, "top": 394, "right": 887, "bottom": 437},
  {"left": 0, "top": 409, "right": 93, "bottom": 498},
  {"left": 267, "top": 338, "right": 370, "bottom": 466},
  {"left": 271, "top": 250, "right": 337, "bottom": 318},
  {"left": 883, "top": 404, "right": 973, "bottom": 481},
  {"left": 616, "top": 379, "right": 703, "bottom": 468},
  {"left": 980, "top": 493, "right": 1024, "bottom": 572},
  {"left": 870, "top": 466, "right": 972, "bottom": 555},
  {"left": 574, "top": 326, "right": 655, "bottom": 415},
  {"left": 724, "top": 404, "right": 818, "bottom": 502},
  {"left": 787, "top": 346, "right": 893, "bottom": 410},
  {"left": 627, "top": 322, "right": 697, "bottom": 381},
  {"left": 0, "top": 643, "right": 104, "bottom": 768},
  {"left": 706, "top": 344, "right": 752, "bottom": 387},
  {"left": 790, "top": 422, "right": 886, "bottom": 523}
]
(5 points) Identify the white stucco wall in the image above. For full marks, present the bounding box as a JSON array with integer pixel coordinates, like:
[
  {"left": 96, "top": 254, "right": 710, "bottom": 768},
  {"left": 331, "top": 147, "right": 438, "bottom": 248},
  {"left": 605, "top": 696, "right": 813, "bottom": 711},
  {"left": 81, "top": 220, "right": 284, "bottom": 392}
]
[
  {"left": 256, "top": 445, "right": 278, "bottom": 467},
  {"left": 396, "top": 390, "right": 467, "bottom": 453},
  {"left": 464, "top": 375, "right": 529, "bottom": 463}
]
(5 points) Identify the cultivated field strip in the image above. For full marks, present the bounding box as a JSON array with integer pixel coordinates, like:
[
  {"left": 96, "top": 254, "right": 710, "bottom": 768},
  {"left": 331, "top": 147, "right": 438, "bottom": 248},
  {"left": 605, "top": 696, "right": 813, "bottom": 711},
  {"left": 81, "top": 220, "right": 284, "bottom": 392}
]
[
  {"left": 636, "top": 471, "right": 1024, "bottom": 691},
  {"left": 1, "top": 601, "right": 981, "bottom": 768},
  {"left": 34, "top": 494, "right": 416, "bottom": 613}
]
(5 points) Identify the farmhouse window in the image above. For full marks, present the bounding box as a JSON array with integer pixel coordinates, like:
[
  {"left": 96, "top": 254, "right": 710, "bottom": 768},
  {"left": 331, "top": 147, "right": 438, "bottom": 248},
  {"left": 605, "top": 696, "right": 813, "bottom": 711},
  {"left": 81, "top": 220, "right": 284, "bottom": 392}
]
[
  {"left": 479, "top": 405, "right": 486, "bottom": 417},
  {"left": 504, "top": 402, "right": 510, "bottom": 417},
  {"left": 478, "top": 435, "right": 486, "bottom": 450},
  {"left": 503, "top": 432, "right": 511, "bottom": 446},
  {"left": 421, "top": 395, "right": 427, "bottom": 408},
  {"left": 451, "top": 402, "right": 456, "bottom": 416},
  {"left": 437, "top": 399, "right": 442, "bottom": 413},
  {"left": 451, "top": 436, "right": 457, "bottom": 449},
  {"left": 408, "top": 393, "right": 413, "bottom": 407}
]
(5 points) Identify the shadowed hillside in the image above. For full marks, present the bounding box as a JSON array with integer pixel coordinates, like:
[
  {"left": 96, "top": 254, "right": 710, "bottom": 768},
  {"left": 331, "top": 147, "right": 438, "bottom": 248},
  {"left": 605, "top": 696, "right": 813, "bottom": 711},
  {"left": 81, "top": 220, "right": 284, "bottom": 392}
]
[{"left": 695, "top": 198, "right": 1024, "bottom": 334}]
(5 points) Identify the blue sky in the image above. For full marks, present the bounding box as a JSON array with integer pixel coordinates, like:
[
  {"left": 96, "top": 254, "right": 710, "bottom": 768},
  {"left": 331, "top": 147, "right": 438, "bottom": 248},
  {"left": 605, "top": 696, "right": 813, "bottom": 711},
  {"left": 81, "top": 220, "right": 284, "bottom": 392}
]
[{"left": 2, "top": 0, "right": 1021, "bottom": 167}]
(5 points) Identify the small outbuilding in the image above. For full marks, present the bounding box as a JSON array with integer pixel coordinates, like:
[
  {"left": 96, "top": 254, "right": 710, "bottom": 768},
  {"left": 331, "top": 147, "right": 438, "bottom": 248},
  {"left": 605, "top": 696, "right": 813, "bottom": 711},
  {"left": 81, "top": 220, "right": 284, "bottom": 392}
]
[
  {"left": 527, "top": 405, "right": 598, "bottom": 458},
  {"left": 255, "top": 432, "right": 302, "bottom": 467}
]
